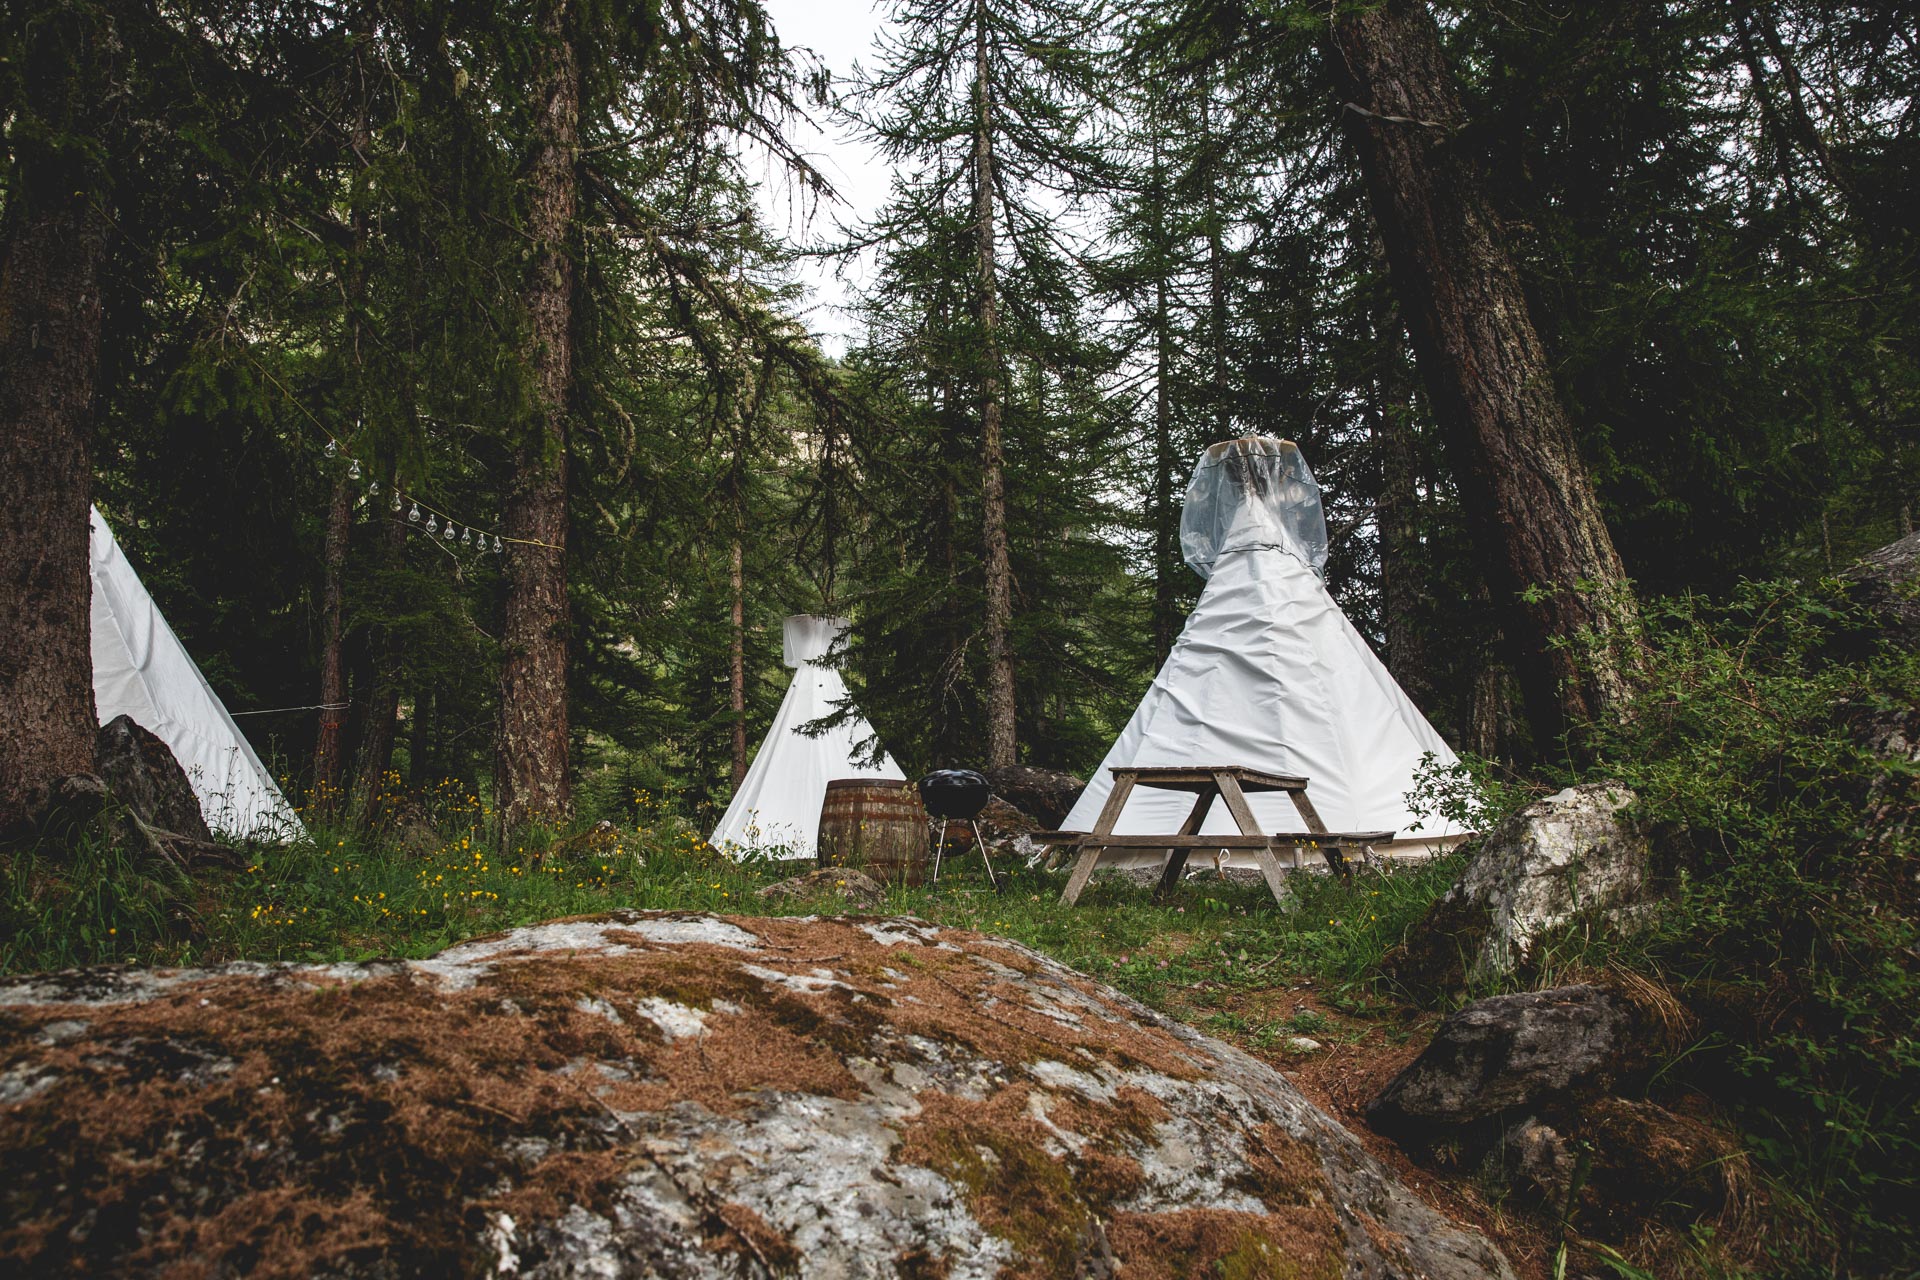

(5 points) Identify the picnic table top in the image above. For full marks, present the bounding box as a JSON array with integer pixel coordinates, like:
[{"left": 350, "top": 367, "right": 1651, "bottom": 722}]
[{"left": 1106, "top": 765, "right": 1310, "bottom": 794}]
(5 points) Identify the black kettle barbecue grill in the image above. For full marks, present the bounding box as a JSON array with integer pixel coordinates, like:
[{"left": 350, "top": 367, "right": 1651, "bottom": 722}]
[{"left": 918, "top": 769, "right": 997, "bottom": 888}]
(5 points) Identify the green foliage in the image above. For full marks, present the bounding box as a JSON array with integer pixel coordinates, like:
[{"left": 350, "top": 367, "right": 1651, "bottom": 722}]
[{"left": 1518, "top": 580, "right": 1920, "bottom": 1274}]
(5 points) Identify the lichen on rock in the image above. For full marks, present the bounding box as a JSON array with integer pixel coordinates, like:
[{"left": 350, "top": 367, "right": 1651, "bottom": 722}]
[{"left": 0, "top": 910, "right": 1512, "bottom": 1278}]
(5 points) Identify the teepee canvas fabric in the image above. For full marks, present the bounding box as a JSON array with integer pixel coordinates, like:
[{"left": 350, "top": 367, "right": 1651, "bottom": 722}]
[
  {"left": 90, "top": 508, "right": 301, "bottom": 839},
  {"left": 1060, "top": 439, "right": 1463, "bottom": 864},
  {"left": 710, "top": 615, "right": 904, "bottom": 859}
]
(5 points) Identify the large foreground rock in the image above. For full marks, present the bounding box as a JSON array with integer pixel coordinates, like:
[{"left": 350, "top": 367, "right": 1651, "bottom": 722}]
[
  {"left": 1387, "top": 784, "right": 1650, "bottom": 991},
  {"left": 0, "top": 911, "right": 1511, "bottom": 1279}
]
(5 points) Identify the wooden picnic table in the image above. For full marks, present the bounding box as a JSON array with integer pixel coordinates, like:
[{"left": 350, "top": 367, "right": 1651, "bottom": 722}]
[{"left": 1056, "top": 765, "right": 1393, "bottom": 907}]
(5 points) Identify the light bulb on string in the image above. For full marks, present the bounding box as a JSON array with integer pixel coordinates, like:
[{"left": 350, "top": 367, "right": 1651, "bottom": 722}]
[
  {"left": 349, "top": 459, "right": 362, "bottom": 480},
  {"left": 408, "top": 502, "right": 421, "bottom": 523},
  {"left": 390, "top": 491, "right": 402, "bottom": 513},
  {"left": 460, "top": 527, "right": 472, "bottom": 547},
  {"left": 425, "top": 514, "right": 438, "bottom": 534},
  {"left": 442, "top": 522, "right": 456, "bottom": 541},
  {"left": 324, "top": 440, "right": 337, "bottom": 458},
  {"left": 493, "top": 535, "right": 504, "bottom": 554},
  {"left": 368, "top": 479, "right": 379, "bottom": 496}
]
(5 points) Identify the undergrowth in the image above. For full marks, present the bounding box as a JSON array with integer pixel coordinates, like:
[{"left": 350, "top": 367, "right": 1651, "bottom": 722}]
[{"left": 1519, "top": 579, "right": 1920, "bottom": 1278}]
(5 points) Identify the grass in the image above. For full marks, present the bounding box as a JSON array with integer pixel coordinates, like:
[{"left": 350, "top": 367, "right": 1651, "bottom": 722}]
[{"left": 0, "top": 784, "right": 1461, "bottom": 1032}]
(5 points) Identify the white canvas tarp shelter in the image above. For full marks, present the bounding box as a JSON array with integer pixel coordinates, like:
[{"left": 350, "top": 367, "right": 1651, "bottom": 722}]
[
  {"left": 710, "top": 615, "right": 904, "bottom": 860},
  {"left": 1060, "top": 438, "right": 1465, "bottom": 865},
  {"left": 90, "top": 507, "right": 301, "bottom": 839}
]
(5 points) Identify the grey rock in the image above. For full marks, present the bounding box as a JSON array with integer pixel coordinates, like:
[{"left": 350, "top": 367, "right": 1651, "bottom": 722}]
[
  {"left": 1390, "top": 784, "right": 1651, "bottom": 990},
  {"left": 981, "top": 765, "right": 1085, "bottom": 830},
  {"left": 94, "top": 714, "right": 214, "bottom": 843},
  {"left": 1848, "top": 529, "right": 1920, "bottom": 647},
  {"left": 89, "top": 715, "right": 238, "bottom": 869},
  {"left": 1369, "top": 984, "right": 1648, "bottom": 1135},
  {"left": 0, "top": 910, "right": 1512, "bottom": 1280},
  {"left": 755, "top": 866, "right": 889, "bottom": 907},
  {"left": 1500, "top": 1116, "right": 1577, "bottom": 1204}
]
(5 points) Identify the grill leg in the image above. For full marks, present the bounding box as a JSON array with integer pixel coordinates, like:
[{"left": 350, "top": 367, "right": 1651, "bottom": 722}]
[
  {"left": 977, "top": 824, "right": 999, "bottom": 891},
  {"left": 931, "top": 818, "right": 949, "bottom": 885}
]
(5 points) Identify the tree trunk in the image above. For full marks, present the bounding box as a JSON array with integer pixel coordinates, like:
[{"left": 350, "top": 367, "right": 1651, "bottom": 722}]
[
  {"left": 1370, "top": 297, "right": 1433, "bottom": 710},
  {"left": 974, "top": 6, "right": 1017, "bottom": 768},
  {"left": 728, "top": 382, "right": 748, "bottom": 788},
  {"left": 311, "top": 475, "right": 352, "bottom": 807},
  {"left": 496, "top": 0, "right": 579, "bottom": 829},
  {"left": 1203, "top": 86, "right": 1229, "bottom": 444},
  {"left": 1152, "top": 270, "right": 1180, "bottom": 664},
  {"left": 317, "top": 6, "right": 375, "bottom": 816},
  {"left": 0, "top": 61, "right": 110, "bottom": 831},
  {"left": 1329, "top": 0, "right": 1639, "bottom": 748},
  {"left": 353, "top": 484, "right": 407, "bottom": 824}
]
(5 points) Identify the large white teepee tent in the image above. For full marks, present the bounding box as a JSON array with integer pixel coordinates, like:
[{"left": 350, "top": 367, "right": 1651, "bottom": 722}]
[
  {"left": 1060, "top": 438, "right": 1465, "bottom": 866},
  {"left": 710, "top": 615, "right": 904, "bottom": 860},
  {"left": 90, "top": 508, "right": 301, "bottom": 839}
]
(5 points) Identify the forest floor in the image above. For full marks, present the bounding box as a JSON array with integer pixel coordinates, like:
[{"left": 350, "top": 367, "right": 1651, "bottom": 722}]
[{"left": 0, "top": 796, "right": 1579, "bottom": 1277}]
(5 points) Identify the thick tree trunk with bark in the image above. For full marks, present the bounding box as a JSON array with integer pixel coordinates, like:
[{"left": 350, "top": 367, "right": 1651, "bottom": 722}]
[
  {"left": 0, "top": 92, "right": 109, "bottom": 831},
  {"left": 1329, "top": 0, "right": 1640, "bottom": 747},
  {"left": 497, "top": 0, "right": 578, "bottom": 828},
  {"left": 974, "top": 8, "right": 1017, "bottom": 769}
]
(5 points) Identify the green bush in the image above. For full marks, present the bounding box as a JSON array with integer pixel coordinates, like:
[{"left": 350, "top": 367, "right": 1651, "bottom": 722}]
[{"left": 1568, "top": 580, "right": 1919, "bottom": 1274}]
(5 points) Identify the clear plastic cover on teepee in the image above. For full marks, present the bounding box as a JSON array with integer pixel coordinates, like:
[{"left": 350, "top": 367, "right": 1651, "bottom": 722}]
[
  {"left": 1060, "top": 438, "right": 1466, "bottom": 863},
  {"left": 709, "top": 615, "right": 904, "bottom": 860},
  {"left": 89, "top": 508, "right": 302, "bottom": 839}
]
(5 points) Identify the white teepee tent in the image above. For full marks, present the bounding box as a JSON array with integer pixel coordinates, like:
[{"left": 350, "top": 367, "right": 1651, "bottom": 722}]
[
  {"left": 1060, "top": 438, "right": 1465, "bottom": 865},
  {"left": 710, "top": 615, "right": 904, "bottom": 860},
  {"left": 90, "top": 507, "right": 301, "bottom": 839}
]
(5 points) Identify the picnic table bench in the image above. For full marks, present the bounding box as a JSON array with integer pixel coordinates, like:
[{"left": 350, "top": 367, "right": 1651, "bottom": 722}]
[{"left": 1055, "top": 765, "right": 1393, "bottom": 906}]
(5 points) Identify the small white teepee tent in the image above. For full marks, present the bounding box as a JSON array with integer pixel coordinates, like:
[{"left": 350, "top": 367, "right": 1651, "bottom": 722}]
[
  {"left": 90, "top": 507, "right": 301, "bottom": 839},
  {"left": 709, "top": 615, "right": 904, "bottom": 860},
  {"left": 1060, "top": 438, "right": 1465, "bottom": 865}
]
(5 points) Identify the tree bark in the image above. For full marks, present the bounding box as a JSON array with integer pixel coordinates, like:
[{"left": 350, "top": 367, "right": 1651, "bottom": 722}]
[
  {"left": 0, "top": 21, "right": 111, "bottom": 831},
  {"left": 496, "top": 0, "right": 579, "bottom": 829},
  {"left": 316, "top": 6, "right": 376, "bottom": 815},
  {"left": 1370, "top": 296, "right": 1433, "bottom": 710},
  {"left": 1152, "top": 270, "right": 1180, "bottom": 664},
  {"left": 974, "top": 5, "right": 1017, "bottom": 768},
  {"left": 311, "top": 475, "right": 352, "bottom": 806},
  {"left": 1202, "top": 85, "right": 1229, "bottom": 443},
  {"left": 353, "top": 484, "right": 407, "bottom": 823},
  {"left": 1328, "top": 0, "right": 1640, "bottom": 748},
  {"left": 728, "top": 380, "right": 748, "bottom": 788}
]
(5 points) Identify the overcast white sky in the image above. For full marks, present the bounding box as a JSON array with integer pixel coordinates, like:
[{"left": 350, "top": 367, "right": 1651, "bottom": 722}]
[{"left": 756, "top": 0, "right": 896, "bottom": 356}]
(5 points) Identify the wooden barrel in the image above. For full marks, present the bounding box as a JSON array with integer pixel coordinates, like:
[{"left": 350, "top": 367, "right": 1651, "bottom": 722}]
[{"left": 817, "top": 777, "right": 929, "bottom": 886}]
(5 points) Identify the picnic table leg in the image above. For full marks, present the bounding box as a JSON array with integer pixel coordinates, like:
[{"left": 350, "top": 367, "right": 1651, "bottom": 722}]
[
  {"left": 1216, "top": 773, "right": 1293, "bottom": 907},
  {"left": 1154, "top": 787, "right": 1215, "bottom": 900},
  {"left": 1251, "top": 844, "right": 1292, "bottom": 904},
  {"left": 1059, "top": 774, "right": 1137, "bottom": 907}
]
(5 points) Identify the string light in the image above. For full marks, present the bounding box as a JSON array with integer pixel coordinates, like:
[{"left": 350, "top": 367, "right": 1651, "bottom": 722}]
[{"left": 238, "top": 350, "right": 530, "bottom": 560}]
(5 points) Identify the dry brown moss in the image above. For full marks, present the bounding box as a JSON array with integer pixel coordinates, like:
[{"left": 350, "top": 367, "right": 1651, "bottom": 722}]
[{"left": 1106, "top": 1207, "right": 1344, "bottom": 1280}]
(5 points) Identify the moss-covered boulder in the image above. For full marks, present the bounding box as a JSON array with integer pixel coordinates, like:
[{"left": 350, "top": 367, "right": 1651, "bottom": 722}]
[{"left": 0, "top": 911, "right": 1511, "bottom": 1279}]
